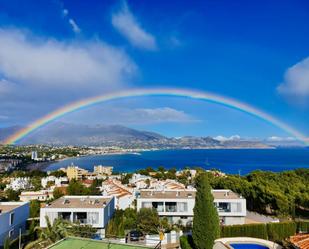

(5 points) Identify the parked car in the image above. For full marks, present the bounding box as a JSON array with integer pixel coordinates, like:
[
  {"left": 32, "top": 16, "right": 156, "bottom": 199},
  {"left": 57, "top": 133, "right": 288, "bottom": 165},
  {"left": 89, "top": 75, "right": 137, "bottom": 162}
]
[{"left": 126, "top": 230, "right": 145, "bottom": 242}]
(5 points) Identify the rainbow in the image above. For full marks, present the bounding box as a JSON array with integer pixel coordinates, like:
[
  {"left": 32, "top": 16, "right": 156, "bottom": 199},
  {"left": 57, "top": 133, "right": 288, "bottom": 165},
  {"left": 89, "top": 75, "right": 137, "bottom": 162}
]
[{"left": 4, "top": 88, "right": 309, "bottom": 145}]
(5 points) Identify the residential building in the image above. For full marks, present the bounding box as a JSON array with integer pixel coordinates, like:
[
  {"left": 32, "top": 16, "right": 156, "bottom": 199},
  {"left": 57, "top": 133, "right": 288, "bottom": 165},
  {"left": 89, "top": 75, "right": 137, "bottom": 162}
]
[
  {"left": 101, "top": 179, "right": 135, "bottom": 209},
  {"left": 93, "top": 165, "right": 113, "bottom": 176},
  {"left": 41, "top": 176, "right": 69, "bottom": 188},
  {"left": 40, "top": 196, "right": 115, "bottom": 231},
  {"left": 31, "top": 151, "right": 38, "bottom": 160},
  {"left": 136, "top": 189, "right": 246, "bottom": 226},
  {"left": 0, "top": 202, "right": 29, "bottom": 247},
  {"left": 6, "top": 177, "right": 33, "bottom": 191},
  {"left": 65, "top": 165, "right": 88, "bottom": 180},
  {"left": 19, "top": 190, "right": 53, "bottom": 202}
]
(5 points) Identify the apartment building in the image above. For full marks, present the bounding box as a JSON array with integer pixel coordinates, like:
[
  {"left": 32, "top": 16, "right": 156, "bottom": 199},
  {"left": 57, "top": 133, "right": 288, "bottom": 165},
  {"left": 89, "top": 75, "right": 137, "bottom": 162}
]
[
  {"left": 65, "top": 166, "right": 88, "bottom": 180},
  {"left": 136, "top": 189, "right": 246, "bottom": 226},
  {"left": 93, "top": 165, "right": 113, "bottom": 176},
  {"left": 40, "top": 196, "right": 115, "bottom": 231},
  {"left": 0, "top": 202, "right": 29, "bottom": 246}
]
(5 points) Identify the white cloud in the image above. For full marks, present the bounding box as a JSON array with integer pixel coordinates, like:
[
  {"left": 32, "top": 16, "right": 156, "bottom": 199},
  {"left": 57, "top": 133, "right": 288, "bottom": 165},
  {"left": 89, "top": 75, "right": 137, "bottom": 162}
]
[
  {"left": 62, "top": 107, "right": 197, "bottom": 125},
  {"left": 112, "top": 1, "right": 157, "bottom": 50},
  {"left": 278, "top": 57, "right": 309, "bottom": 102},
  {"left": 214, "top": 135, "right": 241, "bottom": 141},
  {"left": 132, "top": 107, "right": 196, "bottom": 123},
  {"left": 68, "top": 18, "right": 81, "bottom": 33},
  {"left": 0, "top": 28, "right": 137, "bottom": 123},
  {"left": 0, "top": 29, "right": 136, "bottom": 88},
  {"left": 266, "top": 136, "right": 296, "bottom": 142}
]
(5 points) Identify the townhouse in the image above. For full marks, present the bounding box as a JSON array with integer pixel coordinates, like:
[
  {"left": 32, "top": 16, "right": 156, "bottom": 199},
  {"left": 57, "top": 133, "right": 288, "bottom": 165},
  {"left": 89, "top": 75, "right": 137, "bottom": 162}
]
[{"left": 136, "top": 189, "right": 246, "bottom": 226}]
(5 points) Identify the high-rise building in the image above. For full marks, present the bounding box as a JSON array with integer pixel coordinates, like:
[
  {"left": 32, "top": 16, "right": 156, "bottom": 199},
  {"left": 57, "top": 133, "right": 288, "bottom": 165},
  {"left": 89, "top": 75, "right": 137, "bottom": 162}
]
[{"left": 31, "top": 151, "right": 38, "bottom": 160}]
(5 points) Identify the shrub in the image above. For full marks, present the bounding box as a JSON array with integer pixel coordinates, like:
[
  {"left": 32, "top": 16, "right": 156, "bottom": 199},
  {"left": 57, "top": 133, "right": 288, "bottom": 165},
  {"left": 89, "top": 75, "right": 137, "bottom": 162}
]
[
  {"left": 297, "top": 221, "right": 309, "bottom": 233},
  {"left": 180, "top": 235, "right": 193, "bottom": 249},
  {"left": 267, "top": 222, "right": 296, "bottom": 242},
  {"left": 220, "top": 224, "right": 268, "bottom": 240}
]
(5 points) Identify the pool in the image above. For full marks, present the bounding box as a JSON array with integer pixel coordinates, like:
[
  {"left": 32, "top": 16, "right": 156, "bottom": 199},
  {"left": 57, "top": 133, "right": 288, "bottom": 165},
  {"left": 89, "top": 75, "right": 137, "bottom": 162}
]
[{"left": 230, "top": 243, "right": 269, "bottom": 249}]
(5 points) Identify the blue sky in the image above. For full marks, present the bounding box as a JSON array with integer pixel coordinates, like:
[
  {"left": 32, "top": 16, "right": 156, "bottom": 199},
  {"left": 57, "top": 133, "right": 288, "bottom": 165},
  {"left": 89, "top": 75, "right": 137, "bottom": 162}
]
[{"left": 0, "top": 0, "right": 309, "bottom": 140}]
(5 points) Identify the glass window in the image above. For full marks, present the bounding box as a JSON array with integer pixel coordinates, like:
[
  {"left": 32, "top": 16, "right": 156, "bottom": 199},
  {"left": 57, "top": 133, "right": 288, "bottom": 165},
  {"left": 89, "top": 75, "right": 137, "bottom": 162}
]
[
  {"left": 165, "top": 202, "right": 177, "bottom": 212},
  {"left": 217, "top": 202, "right": 231, "bottom": 212},
  {"left": 152, "top": 202, "right": 164, "bottom": 212},
  {"left": 177, "top": 202, "right": 188, "bottom": 212},
  {"left": 9, "top": 213, "right": 14, "bottom": 225}
]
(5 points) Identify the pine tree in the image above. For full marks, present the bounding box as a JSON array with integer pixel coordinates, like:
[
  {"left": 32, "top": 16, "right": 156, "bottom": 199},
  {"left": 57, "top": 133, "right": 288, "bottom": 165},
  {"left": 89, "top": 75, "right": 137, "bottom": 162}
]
[{"left": 192, "top": 174, "right": 220, "bottom": 249}]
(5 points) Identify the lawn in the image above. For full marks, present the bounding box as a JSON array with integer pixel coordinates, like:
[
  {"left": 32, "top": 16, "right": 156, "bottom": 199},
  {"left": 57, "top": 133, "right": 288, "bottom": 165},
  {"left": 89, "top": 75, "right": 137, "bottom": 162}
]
[{"left": 49, "top": 237, "right": 151, "bottom": 249}]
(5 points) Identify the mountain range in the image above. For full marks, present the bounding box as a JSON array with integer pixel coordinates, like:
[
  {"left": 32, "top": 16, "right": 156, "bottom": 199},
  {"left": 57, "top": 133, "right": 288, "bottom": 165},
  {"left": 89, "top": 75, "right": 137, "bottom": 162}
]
[{"left": 0, "top": 122, "right": 303, "bottom": 148}]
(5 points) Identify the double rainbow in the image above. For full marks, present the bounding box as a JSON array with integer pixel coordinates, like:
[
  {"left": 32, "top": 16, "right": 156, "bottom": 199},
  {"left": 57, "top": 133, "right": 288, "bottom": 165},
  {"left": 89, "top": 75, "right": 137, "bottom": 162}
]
[{"left": 4, "top": 88, "right": 308, "bottom": 145}]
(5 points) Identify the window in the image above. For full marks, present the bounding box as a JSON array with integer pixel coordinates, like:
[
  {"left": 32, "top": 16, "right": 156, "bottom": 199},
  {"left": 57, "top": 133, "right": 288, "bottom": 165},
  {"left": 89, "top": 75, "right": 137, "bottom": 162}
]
[
  {"left": 152, "top": 202, "right": 164, "bottom": 212},
  {"left": 165, "top": 202, "right": 177, "bottom": 212},
  {"left": 9, "top": 212, "right": 14, "bottom": 225},
  {"left": 177, "top": 202, "right": 188, "bottom": 212},
  {"left": 217, "top": 202, "right": 231, "bottom": 212}
]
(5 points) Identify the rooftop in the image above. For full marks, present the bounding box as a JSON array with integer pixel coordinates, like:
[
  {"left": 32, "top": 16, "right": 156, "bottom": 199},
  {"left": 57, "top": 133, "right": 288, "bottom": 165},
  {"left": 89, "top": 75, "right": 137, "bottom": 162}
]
[
  {"left": 43, "top": 196, "right": 113, "bottom": 209},
  {"left": 139, "top": 189, "right": 243, "bottom": 200},
  {"left": 49, "top": 237, "right": 151, "bottom": 249},
  {"left": 0, "top": 202, "right": 27, "bottom": 214}
]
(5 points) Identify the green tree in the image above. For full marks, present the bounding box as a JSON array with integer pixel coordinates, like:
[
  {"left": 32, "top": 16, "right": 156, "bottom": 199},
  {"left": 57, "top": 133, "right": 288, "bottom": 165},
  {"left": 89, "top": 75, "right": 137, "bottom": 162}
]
[
  {"left": 25, "top": 217, "right": 69, "bottom": 249},
  {"left": 53, "top": 187, "right": 65, "bottom": 200},
  {"left": 30, "top": 200, "right": 41, "bottom": 218},
  {"left": 192, "top": 174, "right": 220, "bottom": 249},
  {"left": 67, "top": 179, "right": 88, "bottom": 195},
  {"left": 5, "top": 189, "right": 20, "bottom": 201},
  {"left": 49, "top": 170, "right": 66, "bottom": 177},
  {"left": 137, "top": 208, "right": 159, "bottom": 234}
]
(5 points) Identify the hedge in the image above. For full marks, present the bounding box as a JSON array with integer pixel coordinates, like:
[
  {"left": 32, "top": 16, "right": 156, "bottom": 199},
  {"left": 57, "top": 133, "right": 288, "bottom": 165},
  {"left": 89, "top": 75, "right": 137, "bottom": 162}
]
[
  {"left": 220, "top": 224, "right": 268, "bottom": 240},
  {"left": 267, "top": 222, "right": 296, "bottom": 242},
  {"left": 297, "top": 221, "right": 309, "bottom": 233}
]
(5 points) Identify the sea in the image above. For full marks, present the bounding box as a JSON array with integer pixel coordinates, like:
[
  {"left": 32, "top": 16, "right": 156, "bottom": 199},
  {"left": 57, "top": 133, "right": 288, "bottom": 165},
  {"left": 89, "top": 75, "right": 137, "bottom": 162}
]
[{"left": 45, "top": 148, "right": 309, "bottom": 175}]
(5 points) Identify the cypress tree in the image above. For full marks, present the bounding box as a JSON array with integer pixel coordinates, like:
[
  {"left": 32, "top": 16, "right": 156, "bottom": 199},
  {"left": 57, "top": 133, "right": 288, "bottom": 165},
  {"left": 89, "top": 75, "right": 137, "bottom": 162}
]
[{"left": 192, "top": 174, "right": 220, "bottom": 249}]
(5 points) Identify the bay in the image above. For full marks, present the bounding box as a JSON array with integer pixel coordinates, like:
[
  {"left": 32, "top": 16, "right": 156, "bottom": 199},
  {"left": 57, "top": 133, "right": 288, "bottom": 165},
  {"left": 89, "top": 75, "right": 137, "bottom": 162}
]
[{"left": 45, "top": 148, "right": 309, "bottom": 175}]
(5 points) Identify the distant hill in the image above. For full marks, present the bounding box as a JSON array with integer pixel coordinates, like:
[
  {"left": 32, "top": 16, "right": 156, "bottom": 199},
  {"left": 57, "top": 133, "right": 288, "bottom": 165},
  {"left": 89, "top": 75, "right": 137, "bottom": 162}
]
[{"left": 1, "top": 122, "right": 271, "bottom": 148}]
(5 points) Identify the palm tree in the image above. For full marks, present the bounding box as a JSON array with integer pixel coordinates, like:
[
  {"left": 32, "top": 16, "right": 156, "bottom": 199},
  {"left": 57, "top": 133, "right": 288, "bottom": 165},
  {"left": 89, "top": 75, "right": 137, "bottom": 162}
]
[{"left": 25, "top": 216, "right": 69, "bottom": 249}]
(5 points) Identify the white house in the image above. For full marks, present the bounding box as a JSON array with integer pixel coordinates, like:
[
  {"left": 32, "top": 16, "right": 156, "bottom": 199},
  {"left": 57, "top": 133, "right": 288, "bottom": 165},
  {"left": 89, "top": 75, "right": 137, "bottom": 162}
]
[
  {"left": 19, "top": 190, "right": 54, "bottom": 202},
  {"left": 0, "top": 202, "right": 29, "bottom": 247},
  {"left": 101, "top": 179, "right": 135, "bottom": 210},
  {"left": 41, "top": 176, "right": 69, "bottom": 188},
  {"left": 40, "top": 196, "right": 115, "bottom": 232},
  {"left": 136, "top": 189, "right": 246, "bottom": 226},
  {"left": 6, "top": 177, "right": 33, "bottom": 191}
]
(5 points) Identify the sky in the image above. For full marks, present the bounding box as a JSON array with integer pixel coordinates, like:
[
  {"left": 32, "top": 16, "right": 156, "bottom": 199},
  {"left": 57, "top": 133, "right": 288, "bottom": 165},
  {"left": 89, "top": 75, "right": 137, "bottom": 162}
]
[{"left": 0, "top": 0, "right": 309, "bottom": 141}]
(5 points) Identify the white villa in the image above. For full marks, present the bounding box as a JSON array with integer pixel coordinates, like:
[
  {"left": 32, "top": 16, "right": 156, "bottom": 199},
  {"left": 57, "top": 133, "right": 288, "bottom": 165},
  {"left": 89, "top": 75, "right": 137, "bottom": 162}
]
[
  {"left": 136, "top": 189, "right": 246, "bottom": 226},
  {"left": 19, "top": 190, "right": 54, "bottom": 202},
  {"left": 41, "top": 176, "right": 69, "bottom": 188},
  {"left": 6, "top": 177, "right": 33, "bottom": 191},
  {"left": 101, "top": 179, "right": 135, "bottom": 210},
  {"left": 0, "top": 202, "right": 29, "bottom": 247},
  {"left": 40, "top": 196, "right": 115, "bottom": 232}
]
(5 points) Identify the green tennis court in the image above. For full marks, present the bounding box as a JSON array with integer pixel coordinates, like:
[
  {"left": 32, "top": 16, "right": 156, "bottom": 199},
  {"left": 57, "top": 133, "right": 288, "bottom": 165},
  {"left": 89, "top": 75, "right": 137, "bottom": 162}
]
[{"left": 49, "top": 237, "right": 152, "bottom": 249}]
